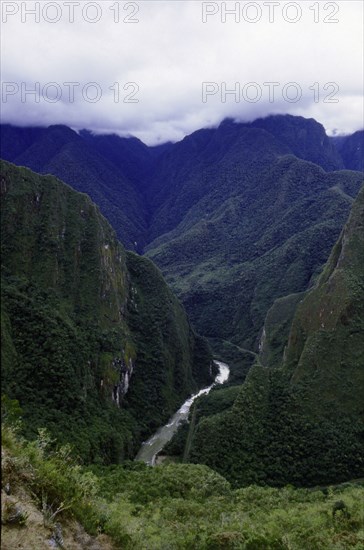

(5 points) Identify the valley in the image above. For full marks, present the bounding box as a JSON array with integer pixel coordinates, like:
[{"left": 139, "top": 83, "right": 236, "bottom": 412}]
[
  {"left": 2, "top": 0, "right": 363, "bottom": 542},
  {"left": 1, "top": 114, "right": 363, "bottom": 549},
  {"left": 2, "top": 117, "right": 363, "bottom": 359},
  {"left": 0, "top": 160, "right": 214, "bottom": 463}
]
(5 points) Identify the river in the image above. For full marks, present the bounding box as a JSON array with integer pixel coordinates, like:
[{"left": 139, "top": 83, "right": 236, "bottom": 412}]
[{"left": 135, "top": 361, "right": 230, "bottom": 465}]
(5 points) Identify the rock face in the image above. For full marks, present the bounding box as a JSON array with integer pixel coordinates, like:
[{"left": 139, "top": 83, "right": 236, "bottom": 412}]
[{"left": 0, "top": 160, "right": 213, "bottom": 463}]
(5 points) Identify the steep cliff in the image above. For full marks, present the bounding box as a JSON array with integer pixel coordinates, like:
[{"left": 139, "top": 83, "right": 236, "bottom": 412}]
[
  {"left": 285, "top": 185, "right": 364, "bottom": 418},
  {"left": 0, "top": 160, "right": 213, "bottom": 463}
]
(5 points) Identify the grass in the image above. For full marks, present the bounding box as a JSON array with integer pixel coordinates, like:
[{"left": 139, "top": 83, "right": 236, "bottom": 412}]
[{"left": 2, "top": 424, "right": 364, "bottom": 550}]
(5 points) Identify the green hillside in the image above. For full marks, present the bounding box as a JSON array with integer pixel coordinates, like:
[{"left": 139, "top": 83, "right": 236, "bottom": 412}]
[
  {"left": 3, "top": 424, "right": 364, "bottom": 549},
  {"left": 0, "top": 160, "right": 213, "bottom": 463},
  {"left": 285, "top": 185, "right": 364, "bottom": 418},
  {"left": 1, "top": 121, "right": 364, "bottom": 550},
  {"left": 186, "top": 187, "right": 364, "bottom": 487},
  {"left": 147, "top": 154, "right": 363, "bottom": 355},
  {"left": 2, "top": 118, "right": 363, "bottom": 368}
]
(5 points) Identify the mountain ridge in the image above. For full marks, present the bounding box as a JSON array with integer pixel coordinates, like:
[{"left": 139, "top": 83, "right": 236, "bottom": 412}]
[{"left": 1, "top": 114, "right": 363, "bottom": 375}]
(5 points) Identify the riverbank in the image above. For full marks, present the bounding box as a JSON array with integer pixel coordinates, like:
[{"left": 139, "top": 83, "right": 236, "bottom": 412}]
[{"left": 135, "top": 361, "right": 230, "bottom": 465}]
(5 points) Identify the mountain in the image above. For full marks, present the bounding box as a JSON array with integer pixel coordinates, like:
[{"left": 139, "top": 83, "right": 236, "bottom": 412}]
[
  {"left": 1, "top": 116, "right": 364, "bottom": 547},
  {"left": 249, "top": 115, "right": 345, "bottom": 171},
  {"left": 331, "top": 130, "right": 364, "bottom": 172},
  {"left": 1, "top": 116, "right": 363, "bottom": 376},
  {"left": 0, "top": 124, "right": 150, "bottom": 250},
  {"left": 78, "top": 129, "right": 169, "bottom": 194},
  {"left": 187, "top": 186, "right": 364, "bottom": 487},
  {"left": 0, "top": 160, "right": 213, "bottom": 463},
  {"left": 145, "top": 115, "right": 350, "bottom": 237},
  {"left": 285, "top": 184, "right": 364, "bottom": 417},
  {"left": 146, "top": 135, "right": 363, "bottom": 356}
]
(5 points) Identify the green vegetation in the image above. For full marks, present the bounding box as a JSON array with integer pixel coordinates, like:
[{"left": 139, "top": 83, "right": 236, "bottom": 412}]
[
  {"left": 0, "top": 160, "right": 212, "bottom": 463},
  {"left": 2, "top": 118, "right": 362, "bottom": 357},
  {"left": 190, "top": 363, "right": 364, "bottom": 487},
  {"left": 147, "top": 153, "right": 363, "bottom": 352},
  {"left": 259, "top": 292, "right": 305, "bottom": 368},
  {"left": 1, "top": 120, "right": 364, "bottom": 548},
  {"left": 179, "top": 187, "right": 364, "bottom": 487},
  {"left": 208, "top": 338, "right": 256, "bottom": 384},
  {"left": 286, "top": 185, "right": 364, "bottom": 418},
  {"left": 124, "top": 251, "right": 213, "bottom": 435},
  {"left": 2, "top": 424, "right": 364, "bottom": 549},
  {"left": 0, "top": 124, "right": 149, "bottom": 250},
  {"left": 164, "top": 384, "right": 241, "bottom": 460}
]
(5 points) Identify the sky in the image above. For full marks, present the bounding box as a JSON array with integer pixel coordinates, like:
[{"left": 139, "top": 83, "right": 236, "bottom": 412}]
[{"left": 1, "top": 0, "right": 363, "bottom": 144}]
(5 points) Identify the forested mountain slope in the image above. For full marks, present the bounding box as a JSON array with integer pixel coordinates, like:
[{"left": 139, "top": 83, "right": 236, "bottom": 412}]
[
  {"left": 188, "top": 187, "right": 364, "bottom": 487},
  {"left": 0, "top": 160, "right": 213, "bottom": 463},
  {"left": 285, "top": 184, "right": 364, "bottom": 417},
  {"left": 331, "top": 130, "right": 364, "bottom": 172},
  {"left": 0, "top": 125, "right": 151, "bottom": 250},
  {"left": 1, "top": 116, "right": 363, "bottom": 365},
  {"left": 147, "top": 153, "right": 363, "bottom": 352}
]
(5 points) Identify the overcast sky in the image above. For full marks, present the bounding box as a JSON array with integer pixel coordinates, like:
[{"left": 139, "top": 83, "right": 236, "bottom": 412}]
[{"left": 1, "top": 0, "right": 363, "bottom": 144}]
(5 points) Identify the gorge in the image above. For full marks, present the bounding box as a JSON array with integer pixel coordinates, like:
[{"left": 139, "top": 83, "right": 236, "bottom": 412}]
[
  {"left": 1, "top": 114, "right": 363, "bottom": 549},
  {"left": 136, "top": 361, "right": 230, "bottom": 465}
]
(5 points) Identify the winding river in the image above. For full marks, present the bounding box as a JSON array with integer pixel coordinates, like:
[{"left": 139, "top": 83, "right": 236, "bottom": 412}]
[{"left": 135, "top": 361, "right": 230, "bottom": 465}]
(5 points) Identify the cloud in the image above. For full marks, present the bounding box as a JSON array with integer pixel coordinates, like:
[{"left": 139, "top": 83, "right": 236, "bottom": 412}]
[{"left": 1, "top": 0, "right": 363, "bottom": 144}]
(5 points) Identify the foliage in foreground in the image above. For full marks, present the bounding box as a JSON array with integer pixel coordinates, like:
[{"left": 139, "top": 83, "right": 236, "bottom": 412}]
[{"left": 2, "top": 425, "right": 364, "bottom": 550}]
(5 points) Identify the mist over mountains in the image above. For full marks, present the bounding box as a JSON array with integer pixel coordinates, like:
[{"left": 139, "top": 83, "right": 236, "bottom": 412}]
[{"left": 2, "top": 115, "right": 362, "bottom": 252}]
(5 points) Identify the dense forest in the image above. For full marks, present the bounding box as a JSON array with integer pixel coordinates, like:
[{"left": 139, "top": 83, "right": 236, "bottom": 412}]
[
  {"left": 1, "top": 160, "right": 213, "bottom": 464},
  {"left": 166, "top": 186, "right": 364, "bottom": 487},
  {"left": 2, "top": 116, "right": 363, "bottom": 369},
  {"left": 1, "top": 115, "right": 363, "bottom": 548}
]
